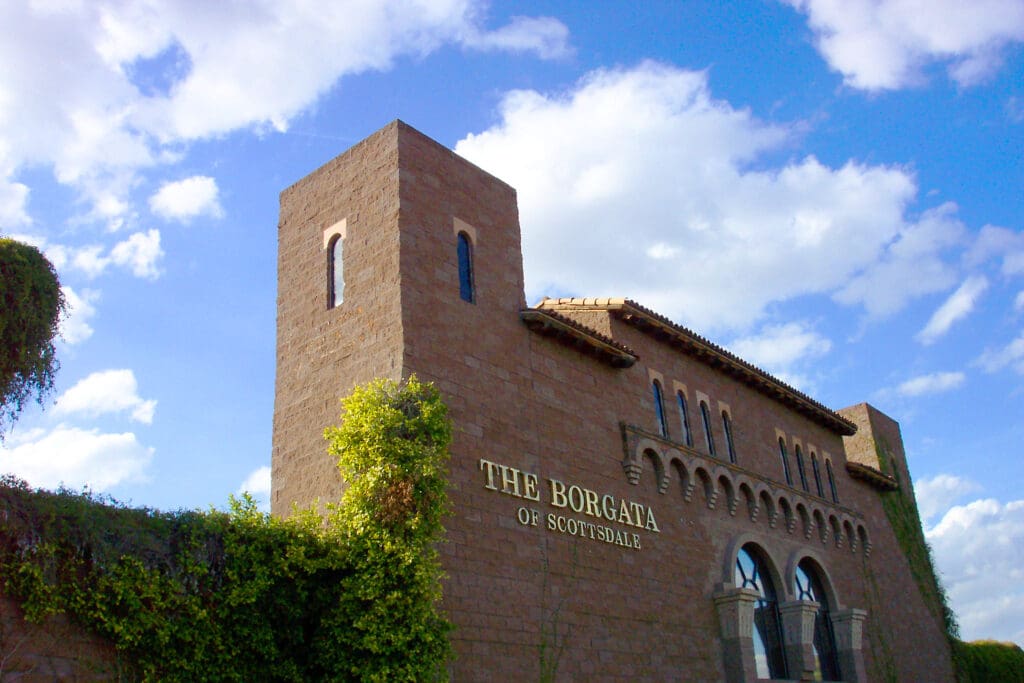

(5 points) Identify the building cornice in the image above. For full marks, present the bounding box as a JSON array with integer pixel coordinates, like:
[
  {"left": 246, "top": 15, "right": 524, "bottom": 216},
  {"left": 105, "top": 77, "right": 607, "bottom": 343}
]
[
  {"left": 535, "top": 297, "right": 857, "bottom": 437},
  {"left": 520, "top": 308, "right": 638, "bottom": 368}
]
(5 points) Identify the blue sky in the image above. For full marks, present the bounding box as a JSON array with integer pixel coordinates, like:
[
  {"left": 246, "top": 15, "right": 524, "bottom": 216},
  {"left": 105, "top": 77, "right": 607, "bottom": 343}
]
[{"left": 1, "top": 0, "right": 1022, "bottom": 646}]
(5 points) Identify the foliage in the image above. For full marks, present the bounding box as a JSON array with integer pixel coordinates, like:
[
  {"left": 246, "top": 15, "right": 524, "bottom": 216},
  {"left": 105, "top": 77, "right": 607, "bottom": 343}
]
[
  {"left": 0, "top": 376, "right": 453, "bottom": 681},
  {"left": 951, "top": 640, "right": 1024, "bottom": 683},
  {"left": 324, "top": 375, "right": 452, "bottom": 682},
  {"left": 0, "top": 238, "right": 66, "bottom": 438}
]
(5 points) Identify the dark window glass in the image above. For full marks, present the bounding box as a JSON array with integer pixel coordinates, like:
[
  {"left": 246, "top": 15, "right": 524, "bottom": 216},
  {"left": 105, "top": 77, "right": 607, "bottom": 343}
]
[
  {"left": 795, "top": 560, "right": 841, "bottom": 681},
  {"left": 652, "top": 380, "right": 669, "bottom": 438},
  {"left": 811, "top": 452, "right": 824, "bottom": 497},
  {"left": 795, "top": 445, "right": 809, "bottom": 492},
  {"left": 676, "top": 392, "right": 693, "bottom": 447},
  {"left": 722, "top": 411, "right": 737, "bottom": 464},
  {"left": 778, "top": 438, "right": 793, "bottom": 486},
  {"left": 457, "top": 232, "right": 475, "bottom": 303},
  {"left": 735, "top": 545, "right": 788, "bottom": 680},
  {"left": 826, "top": 459, "right": 839, "bottom": 503},
  {"left": 700, "top": 401, "right": 716, "bottom": 456},
  {"left": 328, "top": 234, "right": 343, "bottom": 308}
]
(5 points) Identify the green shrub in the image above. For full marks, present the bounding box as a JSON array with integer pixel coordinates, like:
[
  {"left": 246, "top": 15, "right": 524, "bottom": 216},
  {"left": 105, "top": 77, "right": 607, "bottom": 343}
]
[{"left": 953, "top": 639, "right": 1024, "bottom": 683}]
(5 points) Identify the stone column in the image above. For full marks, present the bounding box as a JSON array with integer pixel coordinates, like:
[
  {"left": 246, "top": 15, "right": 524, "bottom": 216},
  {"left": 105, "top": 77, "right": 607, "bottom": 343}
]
[
  {"left": 713, "top": 587, "right": 760, "bottom": 683},
  {"left": 832, "top": 608, "right": 868, "bottom": 683},
  {"left": 779, "top": 600, "right": 820, "bottom": 681}
]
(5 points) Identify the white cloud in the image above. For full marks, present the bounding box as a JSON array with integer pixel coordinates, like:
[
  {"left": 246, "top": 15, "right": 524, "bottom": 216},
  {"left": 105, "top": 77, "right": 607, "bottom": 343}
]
[
  {"left": 729, "top": 322, "right": 832, "bottom": 372},
  {"left": 237, "top": 465, "right": 271, "bottom": 512},
  {"left": 916, "top": 275, "right": 989, "bottom": 345},
  {"left": 54, "top": 369, "right": 156, "bottom": 424},
  {"left": 977, "top": 330, "right": 1024, "bottom": 374},
  {"left": 1015, "top": 291, "right": 1024, "bottom": 312},
  {"left": 149, "top": 176, "right": 223, "bottom": 221},
  {"left": 968, "top": 225, "right": 1024, "bottom": 277},
  {"left": 0, "top": 1, "right": 569, "bottom": 223},
  {"left": 455, "top": 62, "right": 961, "bottom": 332},
  {"left": 914, "top": 474, "right": 981, "bottom": 522},
  {"left": 59, "top": 285, "right": 99, "bottom": 345},
  {"left": 66, "top": 230, "right": 164, "bottom": 280},
  {"left": 461, "top": 16, "right": 571, "bottom": 59},
  {"left": 0, "top": 424, "right": 153, "bottom": 490},
  {"left": 894, "top": 371, "right": 965, "bottom": 397},
  {"left": 926, "top": 497, "right": 1024, "bottom": 646},
  {"left": 784, "top": 0, "right": 1024, "bottom": 90}
]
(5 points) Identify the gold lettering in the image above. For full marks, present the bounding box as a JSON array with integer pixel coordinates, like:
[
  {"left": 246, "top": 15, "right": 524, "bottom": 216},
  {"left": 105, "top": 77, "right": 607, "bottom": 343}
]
[
  {"left": 601, "top": 494, "right": 616, "bottom": 520},
  {"left": 549, "top": 478, "right": 567, "bottom": 508},
  {"left": 523, "top": 472, "right": 540, "bottom": 501},
  {"left": 632, "top": 533, "right": 641, "bottom": 549},
  {"left": 499, "top": 465, "right": 520, "bottom": 497},
  {"left": 584, "top": 489, "right": 600, "bottom": 518},
  {"left": 546, "top": 513, "right": 556, "bottom": 530},
  {"left": 645, "top": 508, "right": 660, "bottom": 533},
  {"left": 618, "top": 499, "right": 632, "bottom": 526},
  {"left": 479, "top": 458, "right": 499, "bottom": 490},
  {"left": 630, "top": 502, "right": 644, "bottom": 528},
  {"left": 568, "top": 485, "right": 584, "bottom": 513}
]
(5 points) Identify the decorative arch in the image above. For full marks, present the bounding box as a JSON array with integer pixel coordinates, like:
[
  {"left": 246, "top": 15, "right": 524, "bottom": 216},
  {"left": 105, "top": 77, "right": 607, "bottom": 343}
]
[
  {"left": 695, "top": 466, "right": 717, "bottom": 509},
  {"left": 718, "top": 474, "right": 737, "bottom": 516},
  {"left": 671, "top": 458, "right": 694, "bottom": 502},
  {"left": 759, "top": 490, "right": 778, "bottom": 528},
  {"left": 813, "top": 508, "right": 829, "bottom": 544}
]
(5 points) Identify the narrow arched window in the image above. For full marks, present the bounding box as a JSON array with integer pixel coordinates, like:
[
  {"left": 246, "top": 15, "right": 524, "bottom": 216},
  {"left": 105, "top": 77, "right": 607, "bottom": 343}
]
[
  {"left": 722, "top": 411, "right": 737, "bottom": 464},
  {"left": 328, "top": 234, "right": 344, "bottom": 308},
  {"left": 652, "top": 380, "right": 669, "bottom": 438},
  {"left": 826, "top": 459, "right": 839, "bottom": 503},
  {"left": 736, "top": 545, "right": 788, "bottom": 680},
  {"left": 457, "top": 231, "right": 475, "bottom": 303},
  {"left": 676, "top": 391, "right": 693, "bottom": 447},
  {"left": 778, "top": 438, "right": 793, "bottom": 486},
  {"left": 700, "top": 401, "right": 716, "bottom": 457},
  {"left": 811, "top": 452, "right": 824, "bottom": 497},
  {"left": 795, "top": 559, "right": 841, "bottom": 681},
  {"left": 795, "top": 445, "right": 809, "bottom": 492}
]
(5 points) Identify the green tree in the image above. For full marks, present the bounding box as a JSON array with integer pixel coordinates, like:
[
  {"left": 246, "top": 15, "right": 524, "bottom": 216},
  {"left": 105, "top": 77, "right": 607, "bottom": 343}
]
[
  {"left": 0, "top": 238, "right": 66, "bottom": 438},
  {"left": 322, "top": 375, "right": 453, "bottom": 682}
]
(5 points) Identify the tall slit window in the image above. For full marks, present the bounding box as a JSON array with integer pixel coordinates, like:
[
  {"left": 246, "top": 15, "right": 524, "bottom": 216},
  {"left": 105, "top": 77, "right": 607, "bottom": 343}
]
[
  {"left": 722, "top": 410, "right": 737, "bottom": 464},
  {"left": 652, "top": 380, "right": 669, "bottom": 438},
  {"left": 811, "top": 452, "right": 824, "bottom": 497},
  {"left": 676, "top": 392, "right": 693, "bottom": 447},
  {"left": 795, "top": 445, "right": 809, "bottom": 492},
  {"left": 328, "top": 234, "right": 344, "bottom": 308},
  {"left": 735, "top": 545, "right": 787, "bottom": 679},
  {"left": 778, "top": 438, "right": 793, "bottom": 486},
  {"left": 700, "top": 400, "right": 716, "bottom": 457},
  {"left": 826, "top": 459, "right": 839, "bottom": 503},
  {"left": 457, "top": 231, "right": 475, "bottom": 303},
  {"left": 795, "top": 560, "right": 841, "bottom": 681}
]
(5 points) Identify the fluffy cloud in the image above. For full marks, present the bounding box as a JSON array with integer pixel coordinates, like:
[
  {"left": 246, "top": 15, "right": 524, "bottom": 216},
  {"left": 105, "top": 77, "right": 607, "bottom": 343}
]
[
  {"left": 915, "top": 473, "right": 981, "bottom": 522},
  {"left": 925, "top": 496, "right": 1024, "bottom": 645},
  {"left": 54, "top": 369, "right": 157, "bottom": 424},
  {"left": 916, "top": 275, "right": 989, "bottom": 345},
  {"left": 976, "top": 331, "right": 1024, "bottom": 374},
  {"left": 0, "top": 425, "right": 153, "bottom": 490},
  {"left": 19, "top": 230, "right": 163, "bottom": 280},
  {"left": 894, "top": 371, "right": 965, "bottom": 397},
  {"left": 60, "top": 286, "right": 99, "bottom": 345},
  {"left": 728, "top": 322, "right": 832, "bottom": 390},
  {"left": 784, "top": 0, "right": 1024, "bottom": 90},
  {"left": 455, "top": 62, "right": 961, "bottom": 332},
  {"left": 149, "top": 176, "right": 223, "bottom": 221},
  {"left": 237, "top": 465, "right": 271, "bottom": 512},
  {"left": 0, "top": 0, "right": 570, "bottom": 223}
]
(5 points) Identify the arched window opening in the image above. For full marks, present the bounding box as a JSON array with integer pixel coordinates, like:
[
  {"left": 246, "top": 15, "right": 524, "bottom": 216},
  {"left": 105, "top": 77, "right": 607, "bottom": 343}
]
[
  {"left": 676, "top": 392, "right": 693, "bottom": 447},
  {"left": 457, "top": 231, "right": 475, "bottom": 303},
  {"left": 826, "top": 459, "right": 839, "bottom": 503},
  {"left": 328, "top": 234, "right": 344, "bottom": 308},
  {"left": 795, "top": 445, "right": 809, "bottom": 492},
  {"left": 735, "top": 545, "right": 787, "bottom": 680},
  {"left": 700, "top": 401, "right": 716, "bottom": 457},
  {"left": 652, "top": 380, "right": 669, "bottom": 438},
  {"left": 722, "top": 410, "right": 737, "bottom": 464},
  {"left": 778, "top": 438, "right": 793, "bottom": 486},
  {"left": 811, "top": 452, "right": 824, "bottom": 497},
  {"left": 795, "top": 559, "right": 841, "bottom": 681}
]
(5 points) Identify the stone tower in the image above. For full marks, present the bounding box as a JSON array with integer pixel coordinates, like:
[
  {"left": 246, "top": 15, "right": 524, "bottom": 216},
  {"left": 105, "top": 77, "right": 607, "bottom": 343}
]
[{"left": 272, "top": 120, "right": 525, "bottom": 513}]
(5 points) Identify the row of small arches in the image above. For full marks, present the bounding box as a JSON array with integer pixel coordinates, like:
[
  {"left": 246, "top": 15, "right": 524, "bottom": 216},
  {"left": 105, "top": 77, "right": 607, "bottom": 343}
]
[{"left": 625, "top": 439, "right": 871, "bottom": 556}]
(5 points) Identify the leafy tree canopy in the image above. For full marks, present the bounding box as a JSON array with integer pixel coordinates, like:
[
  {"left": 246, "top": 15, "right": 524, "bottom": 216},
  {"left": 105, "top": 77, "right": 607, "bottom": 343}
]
[{"left": 0, "top": 237, "right": 66, "bottom": 437}]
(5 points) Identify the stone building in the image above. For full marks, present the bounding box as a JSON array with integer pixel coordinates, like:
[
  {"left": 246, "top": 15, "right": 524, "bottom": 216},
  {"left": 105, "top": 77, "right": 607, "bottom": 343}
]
[{"left": 272, "top": 120, "right": 954, "bottom": 681}]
